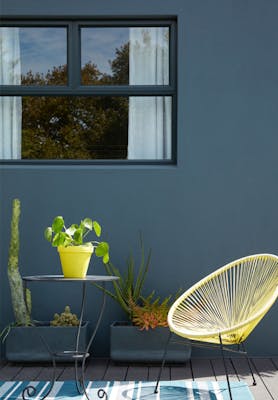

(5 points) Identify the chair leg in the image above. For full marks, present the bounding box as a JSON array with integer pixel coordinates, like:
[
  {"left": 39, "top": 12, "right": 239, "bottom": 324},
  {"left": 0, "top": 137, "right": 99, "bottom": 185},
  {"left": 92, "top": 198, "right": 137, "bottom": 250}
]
[
  {"left": 219, "top": 334, "right": 233, "bottom": 400},
  {"left": 241, "top": 342, "right": 257, "bottom": 386},
  {"left": 154, "top": 331, "right": 173, "bottom": 393}
]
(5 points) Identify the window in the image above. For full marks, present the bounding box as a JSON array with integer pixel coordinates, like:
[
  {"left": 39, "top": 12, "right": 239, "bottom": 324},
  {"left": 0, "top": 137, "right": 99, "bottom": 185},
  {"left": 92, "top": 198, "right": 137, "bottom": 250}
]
[{"left": 0, "top": 21, "right": 176, "bottom": 163}]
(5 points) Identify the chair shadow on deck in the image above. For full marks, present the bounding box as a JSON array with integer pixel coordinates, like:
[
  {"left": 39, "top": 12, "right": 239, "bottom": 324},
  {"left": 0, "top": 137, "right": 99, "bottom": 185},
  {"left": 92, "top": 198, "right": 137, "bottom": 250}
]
[{"left": 120, "top": 381, "right": 249, "bottom": 400}]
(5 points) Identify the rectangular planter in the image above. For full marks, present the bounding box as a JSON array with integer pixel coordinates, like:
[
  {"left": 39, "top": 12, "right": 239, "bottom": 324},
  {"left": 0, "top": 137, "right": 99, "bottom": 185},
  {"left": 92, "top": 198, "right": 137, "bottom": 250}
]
[
  {"left": 5, "top": 321, "right": 89, "bottom": 362},
  {"left": 110, "top": 321, "right": 191, "bottom": 363}
]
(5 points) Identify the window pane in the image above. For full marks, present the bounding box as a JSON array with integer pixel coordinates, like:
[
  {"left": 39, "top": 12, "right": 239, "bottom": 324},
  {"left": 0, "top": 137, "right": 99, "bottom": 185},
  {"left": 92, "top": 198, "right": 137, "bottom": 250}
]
[
  {"left": 81, "top": 27, "right": 169, "bottom": 85},
  {"left": 0, "top": 27, "right": 67, "bottom": 85},
  {"left": 21, "top": 96, "right": 128, "bottom": 159},
  {"left": 0, "top": 96, "right": 172, "bottom": 160}
]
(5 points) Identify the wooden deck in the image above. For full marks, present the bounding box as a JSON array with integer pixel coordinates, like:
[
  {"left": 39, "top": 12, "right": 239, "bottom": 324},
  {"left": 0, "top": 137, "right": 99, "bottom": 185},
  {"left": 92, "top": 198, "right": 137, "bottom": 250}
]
[{"left": 0, "top": 357, "right": 277, "bottom": 399}]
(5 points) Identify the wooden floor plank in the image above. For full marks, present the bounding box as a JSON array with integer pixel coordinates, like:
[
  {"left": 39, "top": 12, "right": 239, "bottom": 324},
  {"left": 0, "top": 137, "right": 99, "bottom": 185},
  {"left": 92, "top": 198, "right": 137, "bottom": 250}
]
[
  {"left": 56, "top": 365, "right": 77, "bottom": 380},
  {"left": 232, "top": 357, "right": 272, "bottom": 400},
  {"left": 103, "top": 360, "right": 128, "bottom": 381},
  {"left": 251, "top": 358, "right": 278, "bottom": 400},
  {"left": 148, "top": 365, "right": 171, "bottom": 381},
  {"left": 211, "top": 358, "right": 238, "bottom": 381},
  {"left": 85, "top": 357, "right": 109, "bottom": 381},
  {"left": 0, "top": 363, "right": 23, "bottom": 381},
  {"left": 191, "top": 358, "right": 215, "bottom": 380},
  {"left": 125, "top": 364, "right": 148, "bottom": 381},
  {"left": 170, "top": 361, "right": 192, "bottom": 381},
  {"left": 35, "top": 364, "right": 66, "bottom": 381},
  {"left": 12, "top": 364, "right": 44, "bottom": 380}
]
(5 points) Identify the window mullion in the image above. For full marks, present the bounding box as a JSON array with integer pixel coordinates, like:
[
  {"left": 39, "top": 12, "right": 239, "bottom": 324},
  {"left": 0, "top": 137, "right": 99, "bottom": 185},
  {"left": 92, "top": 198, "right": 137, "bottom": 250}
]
[
  {"left": 169, "top": 21, "right": 177, "bottom": 89},
  {"left": 68, "top": 22, "right": 80, "bottom": 89},
  {"left": 0, "top": 86, "right": 174, "bottom": 96}
]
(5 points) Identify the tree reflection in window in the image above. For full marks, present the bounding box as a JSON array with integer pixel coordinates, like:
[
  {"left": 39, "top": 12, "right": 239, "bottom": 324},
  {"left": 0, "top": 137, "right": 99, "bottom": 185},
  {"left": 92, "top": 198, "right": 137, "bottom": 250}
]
[{"left": 21, "top": 44, "right": 129, "bottom": 159}]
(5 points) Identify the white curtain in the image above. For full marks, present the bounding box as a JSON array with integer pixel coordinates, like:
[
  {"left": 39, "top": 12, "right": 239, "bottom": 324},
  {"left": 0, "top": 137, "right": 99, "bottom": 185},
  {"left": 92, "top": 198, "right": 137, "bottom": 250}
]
[
  {"left": 128, "top": 28, "right": 171, "bottom": 160},
  {"left": 0, "top": 27, "right": 22, "bottom": 159}
]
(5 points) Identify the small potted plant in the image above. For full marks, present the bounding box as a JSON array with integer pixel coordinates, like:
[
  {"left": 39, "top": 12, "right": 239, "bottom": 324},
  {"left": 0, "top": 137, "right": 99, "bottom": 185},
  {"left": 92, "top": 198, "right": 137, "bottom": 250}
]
[
  {"left": 5, "top": 305, "right": 89, "bottom": 362},
  {"left": 44, "top": 216, "right": 110, "bottom": 278},
  {"left": 94, "top": 237, "right": 192, "bottom": 363}
]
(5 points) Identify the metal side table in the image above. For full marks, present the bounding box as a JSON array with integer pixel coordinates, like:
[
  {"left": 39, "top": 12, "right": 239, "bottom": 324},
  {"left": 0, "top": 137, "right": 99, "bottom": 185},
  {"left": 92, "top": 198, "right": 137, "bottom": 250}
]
[{"left": 22, "top": 275, "right": 119, "bottom": 400}]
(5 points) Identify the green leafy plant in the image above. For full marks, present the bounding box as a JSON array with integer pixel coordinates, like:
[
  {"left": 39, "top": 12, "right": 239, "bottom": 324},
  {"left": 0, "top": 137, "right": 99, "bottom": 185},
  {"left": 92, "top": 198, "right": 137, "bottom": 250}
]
[
  {"left": 44, "top": 216, "right": 109, "bottom": 263},
  {"left": 50, "top": 306, "right": 79, "bottom": 327}
]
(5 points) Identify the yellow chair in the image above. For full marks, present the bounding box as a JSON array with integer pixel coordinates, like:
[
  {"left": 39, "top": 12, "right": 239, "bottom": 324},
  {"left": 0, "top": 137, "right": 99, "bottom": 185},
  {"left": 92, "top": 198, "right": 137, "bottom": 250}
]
[{"left": 155, "top": 253, "right": 278, "bottom": 399}]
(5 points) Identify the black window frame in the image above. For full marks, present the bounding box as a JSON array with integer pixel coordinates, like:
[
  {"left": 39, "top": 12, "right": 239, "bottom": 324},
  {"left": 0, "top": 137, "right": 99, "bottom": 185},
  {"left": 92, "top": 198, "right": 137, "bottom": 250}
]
[{"left": 0, "top": 18, "right": 177, "bottom": 165}]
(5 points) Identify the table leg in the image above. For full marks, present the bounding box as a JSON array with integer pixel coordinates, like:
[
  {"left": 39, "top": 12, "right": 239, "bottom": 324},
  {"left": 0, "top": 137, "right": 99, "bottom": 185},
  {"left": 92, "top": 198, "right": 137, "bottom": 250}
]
[
  {"left": 79, "top": 282, "right": 108, "bottom": 400},
  {"left": 74, "top": 282, "right": 87, "bottom": 394},
  {"left": 22, "top": 352, "right": 56, "bottom": 400},
  {"left": 21, "top": 282, "right": 57, "bottom": 400}
]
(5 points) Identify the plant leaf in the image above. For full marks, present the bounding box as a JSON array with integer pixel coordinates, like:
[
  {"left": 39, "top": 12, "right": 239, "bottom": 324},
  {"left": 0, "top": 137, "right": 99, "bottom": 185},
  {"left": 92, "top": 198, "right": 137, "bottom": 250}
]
[
  {"left": 52, "top": 216, "right": 64, "bottom": 233},
  {"left": 103, "top": 253, "right": 109, "bottom": 264},
  {"left": 83, "top": 218, "right": 93, "bottom": 231},
  {"left": 134, "top": 236, "right": 152, "bottom": 300},
  {"left": 53, "top": 232, "right": 67, "bottom": 246},
  {"left": 93, "top": 221, "right": 101, "bottom": 237},
  {"left": 73, "top": 228, "right": 83, "bottom": 245},
  {"left": 95, "top": 241, "right": 109, "bottom": 256},
  {"left": 44, "top": 227, "right": 53, "bottom": 242},
  {"left": 66, "top": 224, "right": 78, "bottom": 236}
]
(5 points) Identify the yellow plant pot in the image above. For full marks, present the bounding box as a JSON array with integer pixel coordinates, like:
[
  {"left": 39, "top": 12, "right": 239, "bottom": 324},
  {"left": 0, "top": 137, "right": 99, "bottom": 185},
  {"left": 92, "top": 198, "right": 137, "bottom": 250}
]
[{"left": 57, "top": 244, "right": 94, "bottom": 278}]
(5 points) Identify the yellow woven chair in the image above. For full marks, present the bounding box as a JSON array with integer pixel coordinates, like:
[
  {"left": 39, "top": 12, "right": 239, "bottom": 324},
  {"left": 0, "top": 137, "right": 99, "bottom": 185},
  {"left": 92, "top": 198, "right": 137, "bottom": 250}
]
[{"left": 155, "top": 253, "right": 278, "bottom": 400}]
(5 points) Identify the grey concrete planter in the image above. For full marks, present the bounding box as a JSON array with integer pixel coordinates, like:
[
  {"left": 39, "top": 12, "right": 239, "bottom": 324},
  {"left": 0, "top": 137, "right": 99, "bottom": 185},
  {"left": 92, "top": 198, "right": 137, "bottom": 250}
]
[
  {"left": 5, "top": 321, "right": 89, "bottom": 362},
  {"left": 110, "top": 322, "right": 191, "bottom": 363}
]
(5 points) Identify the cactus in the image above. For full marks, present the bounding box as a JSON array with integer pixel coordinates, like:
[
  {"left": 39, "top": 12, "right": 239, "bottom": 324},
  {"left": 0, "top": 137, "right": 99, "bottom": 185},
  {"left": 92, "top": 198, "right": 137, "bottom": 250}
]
[
  {"left": 50, "top": 306, "right": 79, "bottom": 326},
  {"left": 7, "top": 199, "right": 32, "bottom": 326}
]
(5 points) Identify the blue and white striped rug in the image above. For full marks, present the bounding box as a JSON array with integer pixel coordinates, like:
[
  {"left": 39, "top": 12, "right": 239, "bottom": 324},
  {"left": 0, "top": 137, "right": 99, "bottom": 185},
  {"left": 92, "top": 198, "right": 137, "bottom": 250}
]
[{"left": 0, "top": 380, "right": 254, "bottom": 399}]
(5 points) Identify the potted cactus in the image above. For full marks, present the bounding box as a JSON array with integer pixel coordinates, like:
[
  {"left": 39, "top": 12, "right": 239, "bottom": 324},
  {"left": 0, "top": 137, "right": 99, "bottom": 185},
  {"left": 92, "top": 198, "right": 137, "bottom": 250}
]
[
  {"left": 1, "top": 199, "right": 89, "bottom": 362},
  {"left": 0, "top": 199, "right": 33, "bottom": 345},
  {"left": 5, "top": 306, "right": 89, "bottom": 362},
  {"left": 44, "top": 216, "right": 110, "bottom": 277}
]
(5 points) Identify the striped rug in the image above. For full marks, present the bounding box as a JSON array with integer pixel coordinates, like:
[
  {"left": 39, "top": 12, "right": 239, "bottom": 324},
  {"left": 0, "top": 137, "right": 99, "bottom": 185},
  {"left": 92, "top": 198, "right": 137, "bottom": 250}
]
[{"left": 0, "top": 380, "right": 254, "bottom": 399}]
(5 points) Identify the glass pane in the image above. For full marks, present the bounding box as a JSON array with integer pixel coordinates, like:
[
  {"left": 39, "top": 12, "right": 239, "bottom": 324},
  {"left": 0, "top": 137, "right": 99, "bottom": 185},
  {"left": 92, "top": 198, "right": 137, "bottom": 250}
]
[
  {"left": 81, "top": 27, "right": 169, "bottom": 85},
  {"left": 0, "top": 27, "right": 67, "bottom": 85},
  {"left": 0, "top": 96, "right": 171, "bottom": 160},
  {"left": 21, "top": 96, "right": 128, "bottom": 159}
]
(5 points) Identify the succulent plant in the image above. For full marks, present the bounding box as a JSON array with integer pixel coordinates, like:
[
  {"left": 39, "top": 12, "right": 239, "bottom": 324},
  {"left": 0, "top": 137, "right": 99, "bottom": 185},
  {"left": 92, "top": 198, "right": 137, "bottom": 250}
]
[
  {"left": 50, "top": 306, "right": 79, "bottom": 326},
  {"left": 130, "top": 293, "right": 172, "bottom": 330}
]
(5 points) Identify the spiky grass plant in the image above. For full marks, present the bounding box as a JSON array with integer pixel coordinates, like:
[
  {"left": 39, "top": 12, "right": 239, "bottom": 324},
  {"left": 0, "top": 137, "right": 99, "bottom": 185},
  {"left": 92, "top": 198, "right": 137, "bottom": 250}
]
[{"left": 93, "top": 235, "right": 151, "bottom": 319}]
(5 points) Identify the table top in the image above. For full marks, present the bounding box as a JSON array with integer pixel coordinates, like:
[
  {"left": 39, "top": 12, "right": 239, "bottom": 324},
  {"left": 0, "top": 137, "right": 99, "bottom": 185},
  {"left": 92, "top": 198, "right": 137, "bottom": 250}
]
[{"left": 22, "top": 275, "right": 119, "bottom": 282}]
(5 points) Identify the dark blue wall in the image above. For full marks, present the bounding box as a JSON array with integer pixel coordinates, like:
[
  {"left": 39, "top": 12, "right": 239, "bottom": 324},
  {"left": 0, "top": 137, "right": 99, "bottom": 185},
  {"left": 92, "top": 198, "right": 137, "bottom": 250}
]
[{"left": 1, "top": 0, "right": 278, "bottom": 358}]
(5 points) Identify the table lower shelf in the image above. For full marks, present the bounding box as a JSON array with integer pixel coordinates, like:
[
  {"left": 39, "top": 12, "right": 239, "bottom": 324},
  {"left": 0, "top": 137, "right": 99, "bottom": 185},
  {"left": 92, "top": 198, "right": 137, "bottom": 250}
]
[{"left": 54, "top": 350, "right": 90, "bottom": 360}]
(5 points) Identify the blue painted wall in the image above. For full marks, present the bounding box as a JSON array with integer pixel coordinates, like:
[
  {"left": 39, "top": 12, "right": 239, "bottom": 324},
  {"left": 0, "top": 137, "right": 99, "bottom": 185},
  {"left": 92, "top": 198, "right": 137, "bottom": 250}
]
[{"left": 1, "top": 0, "right": 278, "bottom": 358}]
